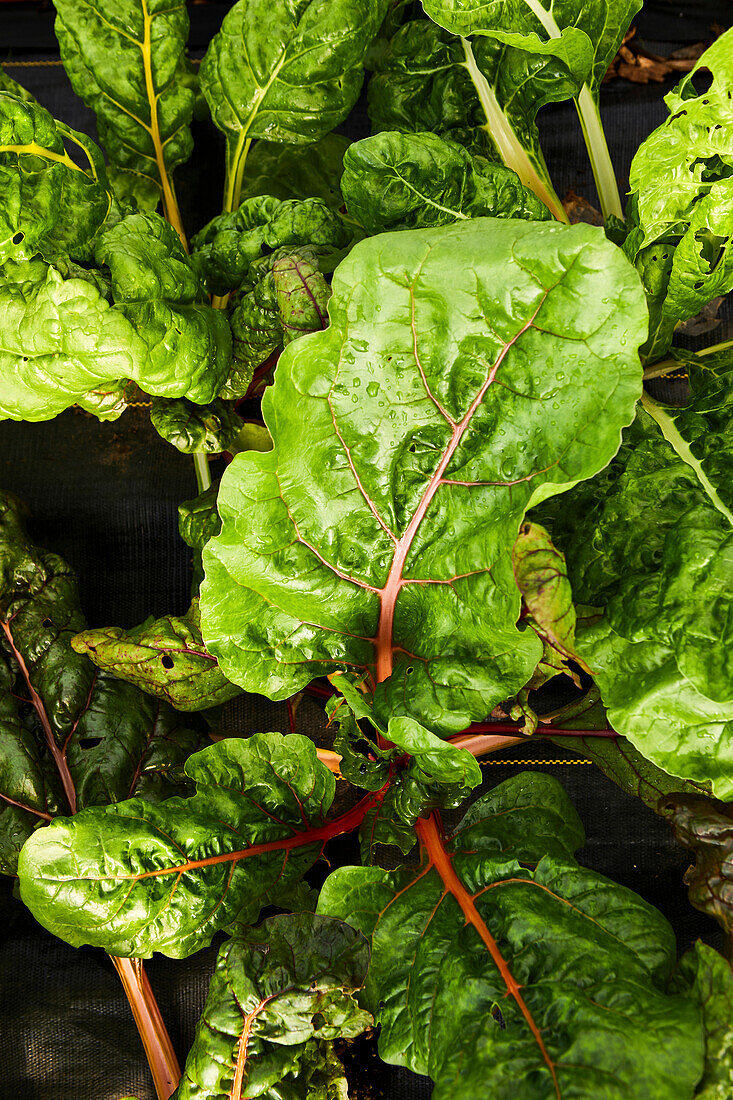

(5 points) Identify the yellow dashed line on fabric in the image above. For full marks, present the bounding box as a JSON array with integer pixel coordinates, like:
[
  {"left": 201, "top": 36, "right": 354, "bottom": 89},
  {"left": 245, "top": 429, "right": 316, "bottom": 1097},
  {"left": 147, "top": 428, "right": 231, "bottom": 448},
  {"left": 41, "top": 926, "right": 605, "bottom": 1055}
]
[{"left": 480, "top": 759, "right": 593, "bottom": 766}]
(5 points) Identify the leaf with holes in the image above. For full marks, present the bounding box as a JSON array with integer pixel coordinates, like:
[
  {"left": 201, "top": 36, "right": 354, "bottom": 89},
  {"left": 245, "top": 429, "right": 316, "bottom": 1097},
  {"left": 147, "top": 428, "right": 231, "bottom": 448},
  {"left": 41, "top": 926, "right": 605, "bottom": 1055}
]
[
  {"left": 71, "top": 598, "right": 241, "bottom": 711},
  {"left": 625, "top": 32, "right": 733, "bottom": 361},
  {"left": 0, "top": 91, "right": 117, "bottom": 265},
  {"left": 319, "top": 771, "right": 702, "bottom": 1099},
  {"left": 199, "top": 218, "right": 646, "bottom": 736},
  {"left": 17, "top": 731, "right": 386, "bottom": 957},
  {"left": 0, "top": 491, "right": 207, "bottom": 874},
  {"left": 199, "top": 0, "right": 389, "bottom": 212},
  {"left": 368, "top": 19, "right": 587, "bottom": 220},
  {"left": 54, "top": 0, "right": 195, "bottom": 222},
  {"left": 341, "top": 130, "right": 550, "bottom": 233},
  {"left": 172, "top": 913, "right": 371, "bottom": 1100}
]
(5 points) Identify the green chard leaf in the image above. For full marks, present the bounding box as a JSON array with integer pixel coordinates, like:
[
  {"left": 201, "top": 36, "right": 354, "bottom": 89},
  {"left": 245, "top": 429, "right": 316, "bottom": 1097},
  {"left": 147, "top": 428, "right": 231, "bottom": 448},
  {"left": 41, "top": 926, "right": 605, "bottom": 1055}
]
[
  {"left": 0, "top": 212, "right": 232, "bottom": 422},
  {"left": 199, "top": 218, "right": 646, "bottom": 736},
  {"left": 0, "top": 492, "right": 206, "bottom": 874},
  {"left": 547, "top": 382, "right": 733, "bottom": 796},
  {"left": 71, "top": 598, "right": 241, "bottom": 711},
  {"left": 0, "top": 91, "right": 118, "bottom": 265},
  {"left": 199, "top": 0, "right": 389, "bottom": 212},
  {"left": 179, "top": 484, "right": 222, "bottom": 553},
  {"left": 191, "top": 195, "right": 349, "bottom": 298},
  {"left": 53, "top": 0, "right": 195, "bottom": 223},
  {"left": 674, "top": 941, "right": 733, "bottom": 1099},
  {"left": 420, "top": 0, "right": 641, "bottom": 220},
  {"left": 150, "top": 397, "right": 243, "bottom": 455},
  {"left": 319, "top": 772, "right": 703, "bottom": 1098},
  {"left": 17, "top": 732, "right": 381, "bottom": 958},
  {"left": 626, "top": 31, "right": 733, "bottom": 360},
  {"left": 172, "top": 913, "right": 371, "bottom": 1100},
  {"left": 238, "top": 134, "right": 352, "bottom": 208},
  {"left": 369, "top": 19, "right": 586, "bottom": 220},
  {"left": 341, "top": 130, "right": 550, "bottom": 233}
]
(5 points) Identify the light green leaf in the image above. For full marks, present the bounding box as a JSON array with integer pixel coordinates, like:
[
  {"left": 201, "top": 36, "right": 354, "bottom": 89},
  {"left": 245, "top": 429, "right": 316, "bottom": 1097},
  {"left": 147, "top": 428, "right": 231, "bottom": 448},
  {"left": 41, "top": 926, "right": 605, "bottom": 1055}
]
[
  {"left": 200, "top": 218, "right": 646, "bottom": 735},
  {"left": 0, "top": 91, "right": 117, "bottom": 264},
  {"left": 150, "top": 397, "right": 242, "bottom": 454}
]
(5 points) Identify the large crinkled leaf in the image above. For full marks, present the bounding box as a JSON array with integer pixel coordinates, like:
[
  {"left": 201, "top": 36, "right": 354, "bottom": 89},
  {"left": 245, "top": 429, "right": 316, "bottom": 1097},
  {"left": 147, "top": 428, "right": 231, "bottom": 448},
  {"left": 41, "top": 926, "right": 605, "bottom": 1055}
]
[
  {"left": 661, "top": 794, "right": 733, "bottom": 938},
  {"left": 0, "top": 259, "right": 148, "bottom": 422},
  {"left": 199, "top": 0, "right": 388, "bottom": 212},
  {"left": 674, "top": 941, "right": 733, "bottom": 1100},
  {"left": 319, "top": 772, "right": 702, "bottom": 1098},
  {"left": 191, "top": 195, "right": 349, "bottom": 297},
  {"left": 0, "top": 492, "right": 206, "bottom": 874},
  {"left": 341, "top": 130, "right": 549, "bottom": 233},
  {"left": 53, "top": 0, "right": 195, "bottom": 218},
  {"left": 238, "top": 134, "right": 352, "bottom": 208},
  {"left": 199, "top": 218, "right": 646, "bottom": 735},
  {"left": 150, "top": 397, "right": 243, "bottom": 455},
  {"left": 0, "top": 91, "right": 117, "bottom": 265},
  {"left": 95, "top": 213, "right": 232, "bottom": 402},
  {"left": 546, "top": 390, "right": 733, "bottom": 795},
  {"left": 173, "top": 913, "right": 371, "bottom": 1100},
  {"left": 71, "top": 598, "right": 241, "bottom": 712},
  {"left": 369, "top": 20, "right": 585, "bottom": 220},
  {"left": 17, "top": 732, "right": 351, "bottom": 958}
]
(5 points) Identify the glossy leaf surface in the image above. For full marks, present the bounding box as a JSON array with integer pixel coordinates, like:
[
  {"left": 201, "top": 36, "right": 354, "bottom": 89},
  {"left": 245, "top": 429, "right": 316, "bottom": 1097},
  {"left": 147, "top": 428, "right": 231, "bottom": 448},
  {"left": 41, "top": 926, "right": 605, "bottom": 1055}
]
[
  {"left": 319, "top": 772, "right": 702, "bottom": 1098},
  {"left": 238, "top": 134, "right": 351, "bottom": 207},
  {"left": 200, "top": 218, "right": 646, "bottom": 735},
  {"left": 54, "top": 0, "right": 194, "bottom": 214},
  {"left": 18, "top": 733, "right": 345, "bottom": 957},
  {"left": 200, "top": 0, "right": 387, "bottom": 210},
  {"left": 546, "top": 395, "right": 733, "bottom": 796},
  {"left": 0, "top": 91, "right": 117, "bottom": 265},
  {"left": 150, "top": 397, "right": 243, "bottom": 454},
  {"left": 173, "top": 913, "right": 370, "bottom": 1100},
  {"left": 0, "top": 492, "right": 206, "bottom": 873},
  {"left": 341, "top": 130, "right": 549, "bottom": 233},
  {"left": 71, "top": 598, "right": 241, "bottom": 711}
]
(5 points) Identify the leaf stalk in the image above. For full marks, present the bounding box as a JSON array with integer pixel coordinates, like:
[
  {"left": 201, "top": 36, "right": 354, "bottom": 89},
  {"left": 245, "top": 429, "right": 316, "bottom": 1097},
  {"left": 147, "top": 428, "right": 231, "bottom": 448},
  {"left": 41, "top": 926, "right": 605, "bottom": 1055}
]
[{"left": 111, "top": 956, "right": 181, "bottom": 1100}]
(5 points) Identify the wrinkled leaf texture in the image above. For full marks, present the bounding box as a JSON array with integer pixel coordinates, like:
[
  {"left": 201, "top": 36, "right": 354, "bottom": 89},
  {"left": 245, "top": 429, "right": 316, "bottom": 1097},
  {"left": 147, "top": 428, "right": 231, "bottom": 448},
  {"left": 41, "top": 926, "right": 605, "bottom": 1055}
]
[
  {"left": 319, "top": 771, "right": 703, "bottom": 1099},
  {"left": 200, "top": 218, "right": 646, "bottom": 736}
]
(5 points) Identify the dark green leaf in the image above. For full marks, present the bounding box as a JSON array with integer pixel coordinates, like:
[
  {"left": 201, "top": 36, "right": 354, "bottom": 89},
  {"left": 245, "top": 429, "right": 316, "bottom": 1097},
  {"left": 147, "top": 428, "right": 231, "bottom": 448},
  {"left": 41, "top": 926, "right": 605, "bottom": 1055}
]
[
  {"left": 17, "top": 733, "right": 340, "bottom": 957},
  {"left": 319, "top": 772, "right": 701, "bottom": 1098},
  {"left": 199, "top": 0, "right": 388, "bottom": 211},
  {"left": 368, "top": 20, "right": 584, "bottom": 219},
  {"left": 71, "top": 598, "right": 241, "bottom": 711},
  {"left": 341, "top": 130, "right": 549, "bottom": 233},
  {"left": 199, "top": 218, "right": 646, "bottom": 735},
  {"left": 0, "top": 491, "right": 206, "bottom": 873},
  {"left": 238, "top": 134, "right": 352, "bottom": 208},
  {"left": 178, "top": 484, "right": 222, "bottom": 553},
  {"left": 674, "top": 941, "right": 733, "bottom": 1100},
  {"left": 54, "top": 0, "right": 195, "bottom": 214},
  {"left": 150, "top": 397, "right": 243, "bottom": 454},
  {"left": 0, "top": 91, "right": 117, "bottom": 265},
  {"left": 173, "top": 913, "right": 371, "bottom": 1100}
]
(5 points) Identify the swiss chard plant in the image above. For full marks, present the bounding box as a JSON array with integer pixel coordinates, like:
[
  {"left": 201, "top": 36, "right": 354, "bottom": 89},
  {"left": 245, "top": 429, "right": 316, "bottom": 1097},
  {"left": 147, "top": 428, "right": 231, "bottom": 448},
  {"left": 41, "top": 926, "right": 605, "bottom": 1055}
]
[{"left": 1, "top": 1, "right": 733, "bottom": 1098}]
